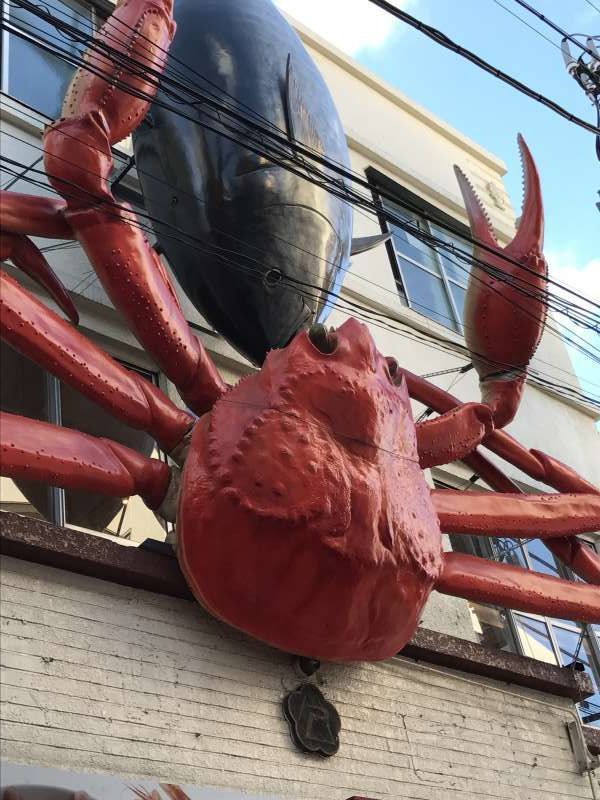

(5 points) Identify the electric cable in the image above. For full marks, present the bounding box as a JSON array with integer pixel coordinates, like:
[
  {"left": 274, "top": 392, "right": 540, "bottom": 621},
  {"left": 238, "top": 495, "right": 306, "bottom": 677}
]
[
  {"left": 491, "top": 0, "right": 564, "bottom": 52},
  {"left": 5, "top": 127, "right": 600, "bottom": 386},
  {"left": 364, "top": 0, "right": 600, "bottom": 135},
  {"left": 6, "top": 0, "right": 600, "bottom": 315},
  {"left": 511, "top": 0, "right": 599, "bottom": 60},
  {"left": 6, "top": 118, "right": 600, "bottom": 356},
  {"left": 4, "top": 3, "right": 600, "bottom": 396},
  {"left": 4, "top": 152, "right": 599, "bottom": 410},
  {"left": 6, "top": 16, "right": 600, "bottom": 352}
]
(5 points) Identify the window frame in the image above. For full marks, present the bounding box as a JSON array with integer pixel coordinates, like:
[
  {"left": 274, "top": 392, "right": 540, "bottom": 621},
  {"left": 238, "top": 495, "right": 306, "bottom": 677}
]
[
  {"left": 366, "top": 166, "right": 473, "bottom": 334},
  {"left": 437, "top": 478, "right": 600, "bottom": 726},
  {"left": 2, "top": 347, "right": 172, "bottom": 541},
  {"left": 1, "top": 0, "right": 107, "bottom": 121}
]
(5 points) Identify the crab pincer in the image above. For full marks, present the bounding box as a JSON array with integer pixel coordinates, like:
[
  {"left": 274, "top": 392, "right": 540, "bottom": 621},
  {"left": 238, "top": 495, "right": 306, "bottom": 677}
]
[{"left": 454, "top": 134, "right": 547, "bottom": 429}]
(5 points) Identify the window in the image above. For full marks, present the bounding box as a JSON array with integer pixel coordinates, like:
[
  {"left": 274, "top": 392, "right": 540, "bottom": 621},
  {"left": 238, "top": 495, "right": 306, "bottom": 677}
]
[
  {"left": 0, "top": 340, "right": 170, "bottom": 544},
  {"left": 1, "top": 0, "right": 95, "bottom": 120},
  {"left": 449, "top": 524, "right": 600, "bottom": 728},
  {"left": 368, "top": 168, "right": 473, "bottom": 333}
]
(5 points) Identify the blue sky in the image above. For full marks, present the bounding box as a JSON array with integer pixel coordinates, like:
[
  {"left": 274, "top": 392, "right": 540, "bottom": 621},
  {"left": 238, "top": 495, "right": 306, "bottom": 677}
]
[{"left": 276, "top": 0, "right": 600, "bottom": 402}]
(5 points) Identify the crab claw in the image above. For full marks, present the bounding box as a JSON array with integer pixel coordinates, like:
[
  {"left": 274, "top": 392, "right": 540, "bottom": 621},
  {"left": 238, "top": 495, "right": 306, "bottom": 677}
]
[{"left": 454, "top": 134, "right": 547, "bottom": 429}]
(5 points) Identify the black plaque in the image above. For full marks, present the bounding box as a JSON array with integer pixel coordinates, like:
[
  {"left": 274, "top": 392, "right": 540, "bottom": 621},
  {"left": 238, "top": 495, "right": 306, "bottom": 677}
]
[{"left": 282, "top": 683, "right": 341, "bottom": 757}]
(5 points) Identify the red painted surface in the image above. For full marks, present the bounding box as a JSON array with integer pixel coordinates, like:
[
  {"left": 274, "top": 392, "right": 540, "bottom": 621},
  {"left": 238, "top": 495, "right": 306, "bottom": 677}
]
[
  {"left": 1, "top": 0, "right": 598, "bottom": 660},
  {"left": 0, "top": 412, "right": 170, "bottom": 510},
  {"left": 178, "top": 319, "right": 442, "bottom": 660}
]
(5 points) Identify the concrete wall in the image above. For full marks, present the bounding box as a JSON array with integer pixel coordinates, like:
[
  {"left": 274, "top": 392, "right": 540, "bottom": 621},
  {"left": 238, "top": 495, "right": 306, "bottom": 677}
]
[{"left": 1, "top": 556, "right": 598, "bottom": 800}]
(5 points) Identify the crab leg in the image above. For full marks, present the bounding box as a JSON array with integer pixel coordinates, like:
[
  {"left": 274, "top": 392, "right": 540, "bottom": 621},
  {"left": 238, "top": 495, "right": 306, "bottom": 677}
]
[
  {"left": 1, "top": 191, "right": 78, "bottom": 323},
  {"left": 1, "top": 192, "right": 72, "bottom": 239},
  {"left": 0, "top": 269, "right": 193, "bottom": 453},
  {"left": 1, "top": 232, "right": 78, "bottom": 325},
  {"left": 416, "top": 402, "right": 493, "bottom": 469},
  {"left": 436, "top": 552, "right": 599, "bottom": 624},
  {"left": 461, "top": 450, "right": 600, "bottom": 585},
  {"left": 400, "top": 366, "right": 600, "bottom": 580},
  {"left": 0, "top": 412, "right": 170, "bottom": 510},
  {"left": 432, "top": 488, "right": 600, "bottom": 539},
  {"left": 40, "top": 0, "right": 226, "bottom": 415},
  {"left": 406, "top": 136, "right": 548, "bottom": 467}
]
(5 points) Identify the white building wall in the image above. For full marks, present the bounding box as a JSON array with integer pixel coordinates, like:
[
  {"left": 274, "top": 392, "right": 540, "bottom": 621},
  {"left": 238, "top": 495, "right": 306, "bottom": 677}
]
[{"left": 1, "top": 556, "right": 598, "bottom": 800}]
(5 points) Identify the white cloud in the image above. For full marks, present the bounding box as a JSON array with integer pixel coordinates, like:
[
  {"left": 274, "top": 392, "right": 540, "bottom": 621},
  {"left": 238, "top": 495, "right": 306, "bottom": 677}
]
[
  {"left": 545, "top": 250, "right": 600, "bottom": 397},
  {"left": 547, "top": 251, "right": 600, "bottom": 306},
  {"left": 274, "top": 0, "right": 409, "bottom": 56}
]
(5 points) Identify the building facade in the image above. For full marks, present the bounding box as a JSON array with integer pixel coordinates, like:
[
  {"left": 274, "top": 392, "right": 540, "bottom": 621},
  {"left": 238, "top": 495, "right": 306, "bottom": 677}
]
[{"left": 1, "top": 1, "right": 599, "bottom": 797}]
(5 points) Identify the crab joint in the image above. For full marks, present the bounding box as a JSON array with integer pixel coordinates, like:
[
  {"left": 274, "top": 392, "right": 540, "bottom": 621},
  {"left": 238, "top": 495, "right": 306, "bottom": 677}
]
[{"left": 156, "top": 465, "right": 182, "bottom": 524}]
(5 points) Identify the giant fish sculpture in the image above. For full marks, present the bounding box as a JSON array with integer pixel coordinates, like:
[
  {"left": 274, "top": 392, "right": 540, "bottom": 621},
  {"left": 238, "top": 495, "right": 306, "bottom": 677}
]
[{"left": 134, "top": 0, "right": 386, "bottom": 365}]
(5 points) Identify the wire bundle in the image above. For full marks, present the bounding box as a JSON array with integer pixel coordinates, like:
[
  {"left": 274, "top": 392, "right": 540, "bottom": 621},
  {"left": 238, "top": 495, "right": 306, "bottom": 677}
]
[{"left": 1, "top": 0, "right": 599, "bottom": 411}]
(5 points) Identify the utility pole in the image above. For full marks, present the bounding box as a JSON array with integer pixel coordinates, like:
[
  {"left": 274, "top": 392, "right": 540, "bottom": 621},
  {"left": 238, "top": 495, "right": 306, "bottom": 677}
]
[{"left": 561, "top": 34, "right": 600, "bottom": 210}]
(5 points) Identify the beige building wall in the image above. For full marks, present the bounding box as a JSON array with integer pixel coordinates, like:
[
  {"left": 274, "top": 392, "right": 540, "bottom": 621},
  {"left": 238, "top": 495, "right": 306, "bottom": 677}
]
[{"left": 2, "top": 556, "right": 598, "bottom": 800}]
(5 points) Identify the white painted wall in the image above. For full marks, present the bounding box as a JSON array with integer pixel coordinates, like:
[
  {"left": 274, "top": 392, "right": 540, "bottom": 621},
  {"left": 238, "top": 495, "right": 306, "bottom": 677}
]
[{"left": 1, "top": 556, "right": 597, "bottom": 800}]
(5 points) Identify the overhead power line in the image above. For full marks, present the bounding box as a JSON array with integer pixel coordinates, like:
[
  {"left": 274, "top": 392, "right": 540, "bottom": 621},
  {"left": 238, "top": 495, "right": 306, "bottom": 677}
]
[
  {"left": 5, "top": 0, "right": 600, "bottom": 325},
  {"left": 4, "top": 0, "right": 597, "bottom": 344},
  {"left": 4, "top": 147, "right": 600, "bottom": 411},
  {"left": 511, "top": 0, "right": 599, "bottom": 60},
  {"left": 2, "top": 2, "right": 600, "bottom": 403},
  {"left": 4, "top": 18, "right": 596, "bottom": 358},
  {"left": 4, "top": 9, "right": 600, "bottom": 376},
  {"left": 364, "top": 0, "right": 600, "bottom": 135}
]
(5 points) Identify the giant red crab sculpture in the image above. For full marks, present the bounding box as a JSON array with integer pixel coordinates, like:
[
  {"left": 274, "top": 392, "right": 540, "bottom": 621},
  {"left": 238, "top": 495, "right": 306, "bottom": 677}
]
[{"left": 0, "top": 0, "right": 598, "bottom": 661}]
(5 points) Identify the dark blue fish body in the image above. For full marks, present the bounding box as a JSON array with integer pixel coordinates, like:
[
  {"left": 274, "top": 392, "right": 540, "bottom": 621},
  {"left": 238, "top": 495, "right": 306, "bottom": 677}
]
[{"left": 134, "top": 0, "right": 356, "bottom": 364}]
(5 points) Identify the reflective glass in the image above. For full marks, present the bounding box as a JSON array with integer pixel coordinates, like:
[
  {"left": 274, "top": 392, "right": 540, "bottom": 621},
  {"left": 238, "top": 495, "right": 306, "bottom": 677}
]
[
  {"left": 399, "top": 258, "right": 458, "bottom": 330},
  {"left": 513, "top": 614, "right": 557, "bottom": 664},
  {"left": 7, "top": 0, "right": 92, "bottom": 120},
  {"left": 526, "top": 539, "right": 562, "bottom": 577},
  {"left": 552, "top": 625, "right": 591, "bottom": 668},
  {"left": 392, "top": 231, "right": 441, "bottom": 273},
  {"left": 430, "top": 223, "right": 473, "bottom": 285},
  {"left": 449, "top": 282, "right": 467, "bottom": 323},
  {"left": 0, "top": 341, "right": 52, "bottom": 520},
  {"left": 60, "top": 367, "right": 169, "bottom": 544},
  {"left": 491, "top": 537, "right": 528, "bottom": 569}
]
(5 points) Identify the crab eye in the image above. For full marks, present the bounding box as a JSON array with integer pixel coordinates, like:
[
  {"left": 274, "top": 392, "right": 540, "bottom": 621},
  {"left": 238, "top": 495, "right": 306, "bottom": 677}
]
[
  {"left": 308, "top": 323, "right": 337, "bottom": 354},
  {"left": 386, "top": 357, "right": 399, "bottom": 380}
]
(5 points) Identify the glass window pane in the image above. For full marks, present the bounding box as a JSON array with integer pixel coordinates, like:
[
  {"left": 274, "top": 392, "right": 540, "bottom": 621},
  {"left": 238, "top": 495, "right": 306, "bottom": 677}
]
[
  {"left": 552, "top": 625, "right": 591, "bottom": 667},
  {"left": 384, "top": 202, "right": 441, "bottom": 273},
  {"left": 514, "top": 614, "right": 558, "bottom": 664},
  {"left": 392, "top": 231, "right": 441, "bottom": 274},
  {"left": 551, "top": 626, "right": 600, "bottom": 726},
  {"left": 60, "top": 367, "right": 169, "bottom": 544},
  {"left": 491, "top": 537, "right": 529, "bottom": 569},
  {"left": 399, "top": 258, "right": 458, "bottom": 330},
  {"left": 430, "top": 223, "right": 473, "bottom": 285},
  {"left": 526, "top": 539, "right": 562, "bottom": 577},
  {"left": 449, "top": 282, "right": 467, "bottom": 323},
  {"left": 7, "top": 0, "right": 92, "bottom": 120},
  {"left": 0, "top": 341, "right": 53, "bottom": 521}
]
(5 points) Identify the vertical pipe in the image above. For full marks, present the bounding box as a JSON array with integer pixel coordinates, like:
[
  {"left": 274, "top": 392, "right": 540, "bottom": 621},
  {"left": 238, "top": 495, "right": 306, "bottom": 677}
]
[{"left": 45, "top": 373, "right": 66, "bottom": 527}]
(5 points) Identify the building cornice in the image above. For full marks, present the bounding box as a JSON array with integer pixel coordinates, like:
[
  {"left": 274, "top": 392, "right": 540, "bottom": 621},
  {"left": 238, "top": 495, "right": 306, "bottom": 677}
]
[{"left": 286, "top": 15, "right": 508, "bottom": 176}]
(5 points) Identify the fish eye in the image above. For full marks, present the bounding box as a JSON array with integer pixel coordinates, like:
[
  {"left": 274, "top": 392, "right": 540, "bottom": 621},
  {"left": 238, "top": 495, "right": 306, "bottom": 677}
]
[{"left": 385, "top": 357, "right": 399, "bottom": 381}]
